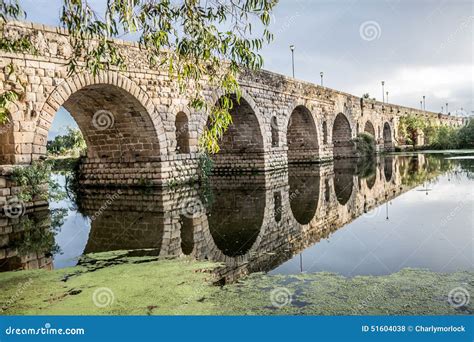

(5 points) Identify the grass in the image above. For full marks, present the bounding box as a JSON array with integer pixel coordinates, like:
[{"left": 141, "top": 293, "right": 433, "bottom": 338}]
[{"left": 0, "top": 251, "right": 472, "bottom": 315}]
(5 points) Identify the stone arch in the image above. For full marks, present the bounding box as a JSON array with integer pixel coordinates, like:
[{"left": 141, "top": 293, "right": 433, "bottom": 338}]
[
  {"left": 364, "top": 120, "right": 376, "bottom": 137},
  {"left": 366, "top": 173, "right": 376, "bottom": 189},
  {"left": 287, "top": 105, "right": 319, "bottom": 163},
  {"left": 288, "top": 165, "right": 320, "bottom": 225},
  {"left": 207, "top": 92, "right": 266, "bottom": 171},
  {"left": 383, "top": 156, "right": 394, "bottom": 182},
  {"left": 34, "top": 71, "right": 166, "bottom": 161},
  {"left": 383, "top": 122, "right": 393, "bottom": 148},
  {"left": 207, "top": 185, "right": 265, "bottom": 257},
  {"left": 175, "top": 111, "right": 190, "bottom": 153},
  {"left": 332, "top": 113, "right": 353, "bottom": 158},
  {"left": 333, "top": 160, "right": 354, "bottom": 205}
]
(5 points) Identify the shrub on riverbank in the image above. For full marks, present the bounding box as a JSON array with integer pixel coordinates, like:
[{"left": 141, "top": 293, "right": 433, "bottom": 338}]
[
  {"left": 398, "top": 116, "right": 473, "bottom": 150},
  {"left": 353, "top": 133, "right": 376, "bottom": 157}
]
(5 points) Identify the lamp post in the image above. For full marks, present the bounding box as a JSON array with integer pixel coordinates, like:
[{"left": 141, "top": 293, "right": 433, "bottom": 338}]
[
  {"left": 290, "top": 45, "right": 295, "bottom": 78},
  {"left": 320, "top": 71, "right": 324, "bottom": 86},
  {"left": 422, "top": 95, "right": 425, "bottom": 110},
  {"left": 446, "top": 102, "right": 449, "bottom": 113},
  {"left": 381, "top": 81, "right": 385, "bottom": 103},
  {"left": 441, "top": 106, "right": 444, "bottom": 113},
  {"left": 420, "top": 100, "right": 423, "bottom": 109},
  {"left": 386, "top": 91, "right": 389, "bottom": 103}
]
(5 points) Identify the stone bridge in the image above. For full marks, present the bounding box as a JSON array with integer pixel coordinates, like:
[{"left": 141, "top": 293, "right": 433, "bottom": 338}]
[{"left": 0, "top": 21, "right": 464, "bottom": 187}]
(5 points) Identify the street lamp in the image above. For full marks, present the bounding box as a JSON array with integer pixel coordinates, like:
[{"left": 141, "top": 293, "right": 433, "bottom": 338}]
[
  {"left": 420, "top": 100, "right": 423, "bottom": 109},
  {"left": 290, "top": 45, "right": 295, "bottom": 78},
  {"left": 422, "top": 95, "right": 425, "bottom": 110},
  {"left": 386, "top": 91, "right": 389, "bottom": 103},
  {"left": 320, "top": 71, "right": 324, "bottom": 86},
  {"left": 446, "top": 102, "right": 449, "bottom": 113},
  {"left": 381, "top": 81, "right": 385, "bottom": 103}
]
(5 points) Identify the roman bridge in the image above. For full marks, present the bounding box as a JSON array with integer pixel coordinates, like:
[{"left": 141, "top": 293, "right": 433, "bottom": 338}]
[{"left": 0, "top": 21, "right": 464, "bottom": 187}]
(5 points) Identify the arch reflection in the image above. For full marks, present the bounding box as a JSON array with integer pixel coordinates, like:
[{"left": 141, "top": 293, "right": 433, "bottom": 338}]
[
  {"left": 207, "top": 179, "right": 265, "bottom": 257},
  {"left": 333, "top": 160, "right": 355, "bottom": 205}
]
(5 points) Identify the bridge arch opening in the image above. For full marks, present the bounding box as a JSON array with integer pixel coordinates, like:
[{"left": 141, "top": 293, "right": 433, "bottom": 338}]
[
  {"left": 332, "top": 113, "right": 353, "bottom": 158},
  {"left": 209, "top": 95, "right": 265, "bottom": 171},
  {"left": 334, "top": 160, "right": 354, "bottom": 205},
  {"left": 289, "top": 165, "right": 320, "bottom": 225},
  {"left": 208, "top": 183, "right": 264, "bottom": 257},
  {"left": 383, "top": 122, "right": 393, "bottom": 148},
  {"left": 383, "top": 156, "right": 394, "bottom": 182},
  {"left": 287, "top": 105, "right": 319, "bottom": 163},
  {"left": 364, "top": 120, "right": 376, "bottom": 137},
  {"left": 366, "top": 173, "right": 376, "bottom": 189},
  {"left": 175, "top": 112, "right": 190, "bottom": 153},
  {"left": 41, "top": 83, "right": 161, "bottom": 162}
]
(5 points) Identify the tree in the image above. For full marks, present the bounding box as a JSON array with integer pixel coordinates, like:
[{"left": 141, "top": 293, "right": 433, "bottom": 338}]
[
  {"left": 457, "top": 119, "right": 474, "bottom": 149},
  {"left": 47, "top": 127, "right": 87, "bottom": 157},
  {"left": 1, "top": 0, "right": 277, "bottom": 153}
]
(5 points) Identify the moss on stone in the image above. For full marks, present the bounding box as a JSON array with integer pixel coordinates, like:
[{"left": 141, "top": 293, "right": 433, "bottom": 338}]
[{"left": 0, "top": 252, "right": 472, "bottom": 315}]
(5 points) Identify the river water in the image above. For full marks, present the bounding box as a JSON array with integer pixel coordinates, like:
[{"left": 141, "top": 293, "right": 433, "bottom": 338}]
[{"left": 1, "top": 152, "right": 472, "bottom": 283}]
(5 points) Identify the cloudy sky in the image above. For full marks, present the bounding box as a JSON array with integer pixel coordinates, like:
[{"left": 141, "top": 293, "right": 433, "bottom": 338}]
[{"left": 17, "top": 0, "right": 473, "bottom": 137}]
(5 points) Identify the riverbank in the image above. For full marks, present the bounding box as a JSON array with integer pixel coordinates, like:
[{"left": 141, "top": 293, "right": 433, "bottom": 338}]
[{"left": 1, "top": 251, "right": 471, "bottom": 315}]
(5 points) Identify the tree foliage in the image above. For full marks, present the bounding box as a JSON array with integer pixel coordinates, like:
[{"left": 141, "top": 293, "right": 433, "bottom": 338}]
[
  {"left": 47, "top": 127, "right": 87, "bottom": 157},
  {"left": 1, "top": 0, "right": 278, "bottom": 153},
  {"left": 353, "top": 132, "right": 375, "bottom": 157},
  {"left": 398, "top": 115, "right": 473, "bottom": 149}
]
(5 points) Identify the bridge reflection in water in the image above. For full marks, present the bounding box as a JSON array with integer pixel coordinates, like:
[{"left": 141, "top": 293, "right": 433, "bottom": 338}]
[{"left": 0, "top": 154, "right": 466, "bottom": 283}]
